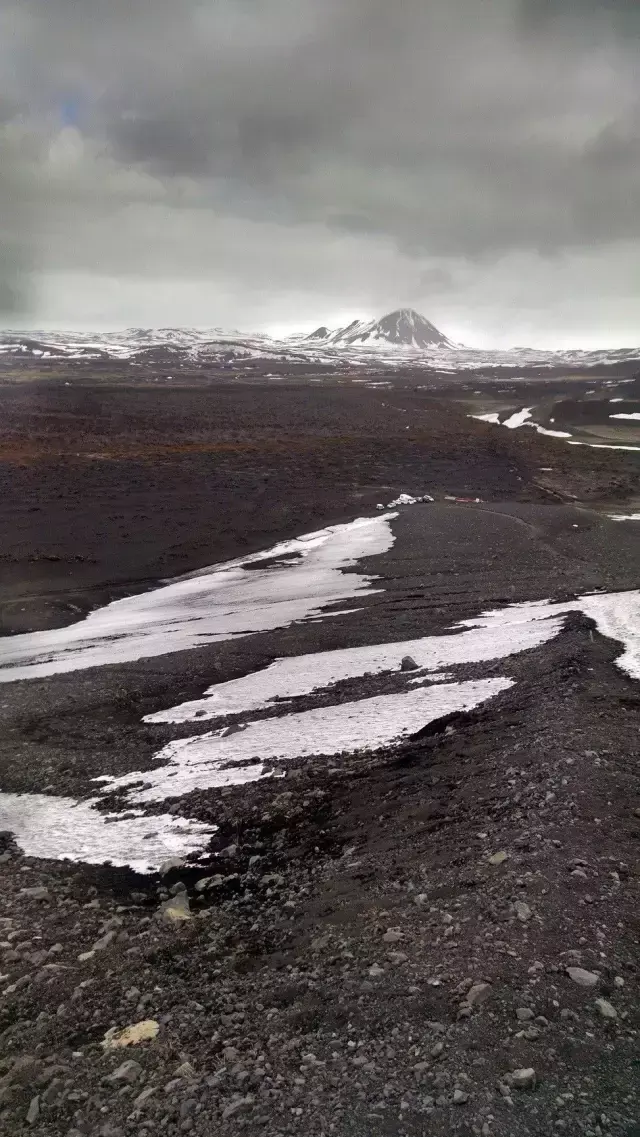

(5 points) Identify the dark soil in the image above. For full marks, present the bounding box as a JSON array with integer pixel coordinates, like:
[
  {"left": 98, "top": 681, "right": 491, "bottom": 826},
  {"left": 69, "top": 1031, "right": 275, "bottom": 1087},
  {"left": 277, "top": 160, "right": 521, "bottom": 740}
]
[
  {"left": 0, "top": 619, "right": 638, "bottom": 1137},
  {"left": 0, "top": 377, "right": 638, "bottom": 1137},
  {"left": 0, "top": 382, "right": 638, "bottom": 634}
]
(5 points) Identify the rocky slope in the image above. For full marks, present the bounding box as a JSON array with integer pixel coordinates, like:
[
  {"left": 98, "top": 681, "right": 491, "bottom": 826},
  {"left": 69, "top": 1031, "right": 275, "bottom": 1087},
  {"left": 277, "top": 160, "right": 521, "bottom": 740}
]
[{"left": 0, "top": 619, "right": 638, "bottom": 1136}]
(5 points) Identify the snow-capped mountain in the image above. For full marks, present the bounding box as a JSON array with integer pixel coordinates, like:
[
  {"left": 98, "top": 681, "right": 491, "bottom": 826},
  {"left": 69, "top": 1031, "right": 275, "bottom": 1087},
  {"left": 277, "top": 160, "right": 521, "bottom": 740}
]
[
  {"left": 1, "top": 316, "right": 639, "bottom": 375},
  {"left": 307, "top": 308, "right": 452, "bottom": 349}
]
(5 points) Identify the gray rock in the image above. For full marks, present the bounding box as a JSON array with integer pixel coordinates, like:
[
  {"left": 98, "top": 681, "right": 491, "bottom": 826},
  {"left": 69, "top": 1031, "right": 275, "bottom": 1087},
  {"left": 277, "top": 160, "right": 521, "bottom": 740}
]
[
  {"left": 594, "top": 998, "right": 617, "bottom": 1020},
  {"left": 134, "top": 1087, "right": 157, "bottom": 1109},
  {"left": 195, "top": 877, "right": 219, "bottom": 892},
  {"left": 567, "top": 967, "right": 599, "bottom": 988},
  {"left": 516, "top": 1007, "right": 534, "bottom": 1022},
  {"left": 20, "top": 887, "right": 50, "bottom": 902},
  {"left": 26, "top": 1096, "right": 40, "bottom": 1124},
  {"left": 522, "top": 1027, "right": 542, "bottom": 1041},
  {"left": 159, "top": 858, "right": 184, "bottom": 876},
  {"left": 108, "top": 1060, "right": 143, "bottom": 1084},
  {"left": 92, "top": 930, "right": 117, "bottom": 953},
  {"left": 515, "top": 901, "right": 532, "bottom": 922},
  {"left": 382, "top": 929, "right": 403, "bottom": 944},
  {"left": 560, "top": 1008, "right": 579, "bottom": 1021},
  {"left": 159, "top": 892, "right": 191, "bottom": 923},
  {"left": 453, "top": 1089, "right": 469, "bottom": 1104},
  {"left": 464, "top": 982, "right": 492, "bottom": 1008},
  {"left": 222, "top": 1094, "right": 255, "bottom": 1119},
  {"left": 510, "top": 1068, "right": 536, "bottom": 1090},
  {"left": 400, "top": 656, "right": 419, "bottom": 672},
  {"left": 174, "top": 1062, "right": 197, "bottom": 1081}
]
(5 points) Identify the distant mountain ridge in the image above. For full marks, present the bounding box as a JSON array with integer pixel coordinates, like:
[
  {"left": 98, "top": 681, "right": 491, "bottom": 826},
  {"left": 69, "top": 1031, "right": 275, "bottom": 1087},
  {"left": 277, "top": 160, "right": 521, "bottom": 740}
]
[
  {"left": 306, "top": 308, "right": 453, "bottom": 349},
  {"left": 1, "top": 319, "right": 639, "bottom": 374}
]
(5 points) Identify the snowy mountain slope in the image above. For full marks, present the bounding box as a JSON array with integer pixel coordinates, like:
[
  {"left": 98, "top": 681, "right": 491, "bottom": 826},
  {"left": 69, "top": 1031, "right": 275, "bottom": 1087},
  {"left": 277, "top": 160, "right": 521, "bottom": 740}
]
[
  {"left": 1, "top": 312, "right": 639, "bottom": 373},
  {"left": 307, "top": 308, "right": 452, "bottom": 348}
]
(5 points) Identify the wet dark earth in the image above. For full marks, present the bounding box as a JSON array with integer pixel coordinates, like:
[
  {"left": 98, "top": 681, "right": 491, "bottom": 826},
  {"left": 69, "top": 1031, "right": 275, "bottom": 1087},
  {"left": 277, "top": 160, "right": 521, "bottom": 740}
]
[{"left": 0, "top": 379, "right": 638, "bottom": 1137}]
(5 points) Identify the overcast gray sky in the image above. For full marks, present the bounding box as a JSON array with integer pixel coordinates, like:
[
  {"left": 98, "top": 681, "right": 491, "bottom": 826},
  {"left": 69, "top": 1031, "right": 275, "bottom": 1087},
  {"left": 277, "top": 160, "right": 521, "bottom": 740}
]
[{"left": 1, "top": 0, "right": 639, "bottom": 346}]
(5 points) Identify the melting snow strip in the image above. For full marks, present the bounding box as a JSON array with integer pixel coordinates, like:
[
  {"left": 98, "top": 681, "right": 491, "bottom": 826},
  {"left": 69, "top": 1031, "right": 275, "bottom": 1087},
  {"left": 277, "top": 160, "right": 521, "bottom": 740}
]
[
  {"left": 97, "top": 680, "right": 514, "bottom": 804},
  {"left": 0, "top": 794, "right": 215, "bottom": 874},
  {"left": 0, "top": 514, "right": 397, "bottom": 683},
  {"left": 146, "top": 603, "right": 569, "bottom": 725}
]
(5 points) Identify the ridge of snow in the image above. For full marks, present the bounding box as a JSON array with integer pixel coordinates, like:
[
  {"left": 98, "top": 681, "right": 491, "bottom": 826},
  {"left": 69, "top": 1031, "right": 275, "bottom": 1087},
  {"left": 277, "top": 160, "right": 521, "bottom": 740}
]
[
  {"left": 2, "top": 324, "right": 640, "bottom": 370},
  {"left": 0, "top": 514, "right": 398, "bottom": 683}
]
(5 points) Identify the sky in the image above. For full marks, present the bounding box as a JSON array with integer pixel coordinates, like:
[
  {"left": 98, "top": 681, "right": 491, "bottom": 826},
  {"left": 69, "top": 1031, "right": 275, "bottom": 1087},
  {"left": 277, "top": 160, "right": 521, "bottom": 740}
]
[{"left": 0, "top": 0, "right": 639, "bottom": 347}]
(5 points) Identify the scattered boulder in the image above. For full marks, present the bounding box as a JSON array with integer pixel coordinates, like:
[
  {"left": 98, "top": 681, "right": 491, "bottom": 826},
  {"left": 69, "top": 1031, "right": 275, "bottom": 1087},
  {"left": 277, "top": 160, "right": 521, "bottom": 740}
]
[
  {"left": 20, "top": 887, "right": 50, "bottom": 902},
  {"left": 159, "top": 858, "right": 184, "bottom": 876},
  {"left": 488, "top": 851, "right": 509, "bottom": 866},
  {"left": 400, "top": 655, "right": 419, "bottom": 672},
  {"left": 567, "top": 966, "right": 599, "bottom": 988},
  {"left": 92, "top": 930, "right": 117, "bottom": 953},
  {"left": 134, "top": 1087, "right": 156, "bottom": 1109},
  {"left": 107, "top": 1060, "right": 143, "bottom": 1084},
  {"left": 464, "top": 982, "right": 492, "bottom": 1008},
  {"left": 594, "top": 998, "right": 617, "bottom": 1020},
  {"left": 516, "top": 1007, "right": 534, "bottom": 1022},
  {"left": 514, "top": 900, "right": 532, "bottom": 922},
  {"left": 222, "top": 1094, "right": 255, "bottom": 1120},
  {"left": 26, "top": 1096, "right": 40, "bottom": 1125},
  {"left": 195, "top": 875, "right": 224, "bottom": 891},
  {"left": 101, "top": 1020, "right": 160, "bottom": 1051},
  {"left": 509, "top": 1068, "right": 536, "bottom": 1090},
  {"left": 159, "top": 892, "right": 191, "bottom": 923}
]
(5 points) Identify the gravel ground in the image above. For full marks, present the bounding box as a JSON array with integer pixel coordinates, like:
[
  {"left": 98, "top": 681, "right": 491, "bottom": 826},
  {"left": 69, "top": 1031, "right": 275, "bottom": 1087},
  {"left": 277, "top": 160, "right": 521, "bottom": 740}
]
[
  {"left": 0, "top": 620, "right": 638, "bottom": 1137},
  {"left": 0, "top": 380, "right": 638, "bottom": 1136},
  {"left": 1, "top": 381, "right": 638, "bottom": 634}
]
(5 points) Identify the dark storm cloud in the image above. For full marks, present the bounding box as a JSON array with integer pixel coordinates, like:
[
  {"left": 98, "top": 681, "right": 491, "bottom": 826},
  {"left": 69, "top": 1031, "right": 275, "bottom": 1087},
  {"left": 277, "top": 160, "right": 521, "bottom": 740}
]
[
  {"left": 518, "top": 0, "right": 640, "bottom": 37},
  {"left": 0, "top": 0, "right": 638, "bottom": 330}
]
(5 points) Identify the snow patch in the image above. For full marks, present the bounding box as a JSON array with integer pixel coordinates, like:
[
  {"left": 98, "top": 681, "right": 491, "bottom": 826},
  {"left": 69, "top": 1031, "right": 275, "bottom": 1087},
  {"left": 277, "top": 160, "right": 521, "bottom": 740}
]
[
  {"left": 146, "top": 602, "right": 569, "bottom": 725},
  {"left": 533, "top": 424, "right": 572, "bottom": 438},
  {"left": 0, "top": 514, "right": 397, "bottom": 683},
  {"left": 568, "top": 442, "right": 640, "bottom": 452},
  {"left": 0, "top": 794, "right": 215, "bottom": 873},
  {"left": 470, "top": 409, "right": 570, "bottom": 439},
  {"left": 98, "top": 680, "right": 514, "bottom": 803},
  {"left": 503, "top": 407, "right": 533, "bottom": 429}
]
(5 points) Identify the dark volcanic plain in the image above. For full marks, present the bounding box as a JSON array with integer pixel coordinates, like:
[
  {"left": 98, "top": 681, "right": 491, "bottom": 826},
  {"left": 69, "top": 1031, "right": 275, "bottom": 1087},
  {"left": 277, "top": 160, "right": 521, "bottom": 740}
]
[{"left": 0, "top": 369, "right": 639, "bottom": 1137}]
